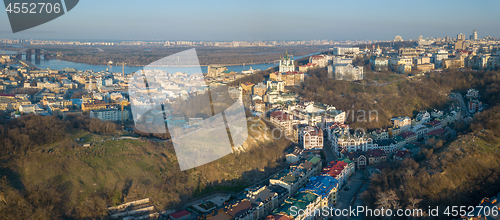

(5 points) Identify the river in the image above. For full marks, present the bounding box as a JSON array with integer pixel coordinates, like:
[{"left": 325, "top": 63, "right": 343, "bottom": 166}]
[{"left": 1, "top": 49, "right": 320, "bottom": 75}]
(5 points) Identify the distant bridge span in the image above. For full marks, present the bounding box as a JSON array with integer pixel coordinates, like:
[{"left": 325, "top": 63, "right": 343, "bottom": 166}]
[{"left": 14, "top": 48, "right": 55, "bottom": 60}]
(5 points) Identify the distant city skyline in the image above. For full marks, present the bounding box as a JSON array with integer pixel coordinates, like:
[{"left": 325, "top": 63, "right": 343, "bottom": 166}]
[{"left": 1, "top": 0, "right": 500, "bottom": 41}]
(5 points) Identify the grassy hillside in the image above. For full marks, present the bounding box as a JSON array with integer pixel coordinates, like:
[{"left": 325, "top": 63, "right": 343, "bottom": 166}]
[{"left": 0, "top": 117, "right": 291, "bottom": 219}]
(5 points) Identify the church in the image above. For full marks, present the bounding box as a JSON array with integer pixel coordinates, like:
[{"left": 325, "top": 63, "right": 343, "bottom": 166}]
[{"left": 279, "top": 51, "right": 295, "bottom": 73}]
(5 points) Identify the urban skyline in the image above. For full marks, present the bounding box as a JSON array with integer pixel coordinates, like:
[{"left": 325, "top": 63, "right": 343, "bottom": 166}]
[{"left": 1, "top": 0, "right": 500, "bottom": 41}]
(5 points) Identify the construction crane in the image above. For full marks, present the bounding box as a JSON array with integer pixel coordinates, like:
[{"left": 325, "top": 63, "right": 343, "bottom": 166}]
[{"left": 117, "top": 62, "right": 126, "bottom": 77}]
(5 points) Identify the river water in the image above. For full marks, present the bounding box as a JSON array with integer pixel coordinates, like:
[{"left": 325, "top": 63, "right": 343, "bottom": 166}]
[{"left": 1, "top": 49, "right": 319, "bottom": 75}]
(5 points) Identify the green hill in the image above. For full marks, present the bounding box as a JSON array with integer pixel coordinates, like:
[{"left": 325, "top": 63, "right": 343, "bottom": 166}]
[{"left": 0, "top": 116, "right": 291, "bottom": 219}]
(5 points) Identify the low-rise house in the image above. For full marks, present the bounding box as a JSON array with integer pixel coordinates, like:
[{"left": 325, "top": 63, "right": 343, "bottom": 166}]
[
  {"left": 300, "top": 175, "right": 339, "bottom": 208},
  {"left": 373, "top": 139, "right": 398, "bottom": 153},
  {"left": 225, "top": 200, "right": 257, "bottom": 220},
  {"left": 267, "top": 80, "right": 285, "bottom": 92},
  {"left": 273, "top": 191, "right": 321, "bottom": 220},
  {"left": 411, "top": 124, "right": 429, "bottom": 140},
  {"left": 404, "top": 144, "right": 421, "bottom": 155},
  {"left": 253, "top": 82, "right": 267, "bottom": 97},
  {"left": 286, "top": 147, "right": 303, "bottom": 163},
  {"left": 468, "top": 99, "right": 483, "bottom": 114},
  {"left": 371, "top": 128, "right": 389, "bottom": 140},
  {"left": 265, "top": 215, "right": 293, "bottom": 220},
  {"left": 345, "top": 151, "right": 367, "bottom": 169},
  {"left": 244, "top": 185, "right": 288, "bottom": 219},
  {"left": 331, "top": 132, "right": 375, "bottom": 156},
  {"left": 169, "top": 210, "right": 192, "bottom": 220},
  {"left": 412, "top": 110, "right": 431, "bottom": 126},
  {"left": 398, "top": 131, "right": 417, "bottom": 144},
  {"left": 255, "top": 100, "right": 266, "bottom": 113},
  {"left": 270, "top": 111, "right": 292, "bottom": 137},
  {"left": 322, "top": 160, "right": 350, "bottom": 188},
  {"left": 393, "top": 150, "right": 413, "bottom": 161},
  {"left": 270, "top": 157, "right": 322, "bottom": 197},
  {"left": 299, "top": 126, "right": 323, "bottom": 150},
  {"left": 366, "top": 149, "right": 388, "bottom": 165},
  {"left": 90, "top": 108, "right": 130, "bottom": 121}
]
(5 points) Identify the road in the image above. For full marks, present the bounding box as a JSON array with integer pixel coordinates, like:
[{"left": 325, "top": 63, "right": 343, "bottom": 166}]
[
  {"left": 454, "top": 93, "right": 470, "bottom": 118},
  {"left": 323, "top": 139, "right": 337, "bottom": 162},
  {"left": 328, "top": 171, "right": 367, "bottom": 220}
]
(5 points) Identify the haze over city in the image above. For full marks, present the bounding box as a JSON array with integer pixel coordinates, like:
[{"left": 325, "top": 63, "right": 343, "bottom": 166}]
[
  {"left": 2, "top": 1, "right": 500, "bottom": 220},
  {"left": 1, "top": 0, "right": 500, "bottom": 41}
]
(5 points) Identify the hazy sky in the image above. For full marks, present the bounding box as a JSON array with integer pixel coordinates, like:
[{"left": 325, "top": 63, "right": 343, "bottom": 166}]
[{"left": 1, "top": 0, "right": 500, "bottom": 41}]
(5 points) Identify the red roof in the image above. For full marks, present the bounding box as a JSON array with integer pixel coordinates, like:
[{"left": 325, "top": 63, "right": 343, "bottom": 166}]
[
  {"left": 169, "top": 210, "right": 191, "bottom": 219},
  {"left": 329, "top": 122, "right": 349, "bottom": 130},
  {"left": 426, "top": 128, "right": 446, "bottom": 136},
  {"left": 266, "top": 215, "right": 293, "bottom": 220},
  {"left": 428, "top": 120, "right": 441, "bottom": 127},
  {"left": 0, "top": 94, "right": 15, "bottom": 97},
  {"left": 298, "top": 63, "right": 317, "bottom": 67},
  {"left": 366, "top": 149, "right": 386, "bottom": 157},
  {"left": 270, "top": 111, "right": 290, "bottom": 121},
  {"left": 322, "top": 161, "right": 347, "bottom": 178},
  {"left": 398, "top": 131, "right": 416, "bottom": 139},
  {"left": 310, "top": 55, "right": 326, "bottom": 59},
  {"left": 395, "top": 150, "right": 412, "bottom": 158}
]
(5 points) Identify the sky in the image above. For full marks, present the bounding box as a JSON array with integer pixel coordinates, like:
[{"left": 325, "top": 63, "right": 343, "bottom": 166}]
[{"left": 1, "top": 0, "right": 500, "bottom": 41}]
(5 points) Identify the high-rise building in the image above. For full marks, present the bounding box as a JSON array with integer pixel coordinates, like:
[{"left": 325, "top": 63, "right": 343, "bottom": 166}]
[
  {"left": 457, "top": 33, "right": 465, "bottom": 41},
  {"left": 470, "top": 30, "right": 478, "bottom": 40}
]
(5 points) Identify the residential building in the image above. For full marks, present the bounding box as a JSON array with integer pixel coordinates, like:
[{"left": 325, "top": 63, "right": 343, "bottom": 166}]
[
  {"left": 331, "top": 57, "right": 353, "bottom": 65},
  {"left": 299, "top": 126, "right": 324, "bottom": 150},
  {"left": 90, "top": 108, "right": 130, "bottom": 121},
  {"left": 255, "top": 100, "right": 266, "bottom": 113},
  {"left": 442, "top": 58, "right": 464, "bottom": 69},
  {"left": 398, "top": 131, "right": 418, "bottom": 144},
  {"left": 207, "top": 65, "right": 228, "bottom": 78},
  {"left": 414, "top": 63, "right": 435, "bottom": 72},
  {"left": 328, "top": 64, "right": 363, "bottom": 81},
  {"left": 253, "top": 82, "right": 267, "bottom": 97},
  {"left": 273, "top": 191, "right": 321, "bottom": 220},
  {"left": 411, "top": 124, "right": 429, "bottom": 140},
  {"left": 331, "top": 47, "right": 360, "bottom": 55},
  {"left": 390, "top": 116, "right": 411, "bottom": 135},
  {"left": 297, "top": 63, "right": 317, "bottom": 72},
  {"left": 224, "top": 200, "right": 257, "bottom": 220},
  {"left": 270, "top": 157, "right": 322, "bottom": 197},
  {"left": 300, "top": 175, "right": 339, "bottom": 207},
  {"left": 267, "top": 80, "right": 285, "bottom": 92},
  {"left": 466, "top": 88, "right": 480, "bottom": 99},
  {"left": 393, "top": 150, "right": 413, "bottom": 161},
  {"left": 389, "top": 57, "right": 412, "bottom": 72},
  {"left": 432, "top": 50, "right": 449, "bottom": 68},
  {"left": 373, "top": 139, "right": 398, "bottom": 153},
  {"left": 369, "top": 56, "right": 389, "bottom": 71},
  {"left": 309, "top": 55, "right": 328, "bottom": 68},
  {"left": 366, "top": 149, "right": 388, "bottom": 165},
  {"left": 270, "top": 111, "right": 292, "bottom": 137},
  {"left": 169, "top": 210, "right": 192, "bottom": 220},
  {"left": 265, "top": 215, "right": 293, "bottom": 220},
  {"left": 286, "top": 147, "right": 304, "bottom": 164},
  {"left": 322, "top": 160, "right": 351, "bottom": 188},
  {"left": 468, "top": 99, "right": 483, "bottom": 114},
  {"left": 345, "top": 151, "right": 367, "bottom": 169},
  {"left": 244, "top": 185, "right": 288, "bottom": 219},
  {"left": 241, "top": 82, "right": 255, "bottom": 95},
  {"left": 371, "top": 128, "right": 389, "bottom": 140}
]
